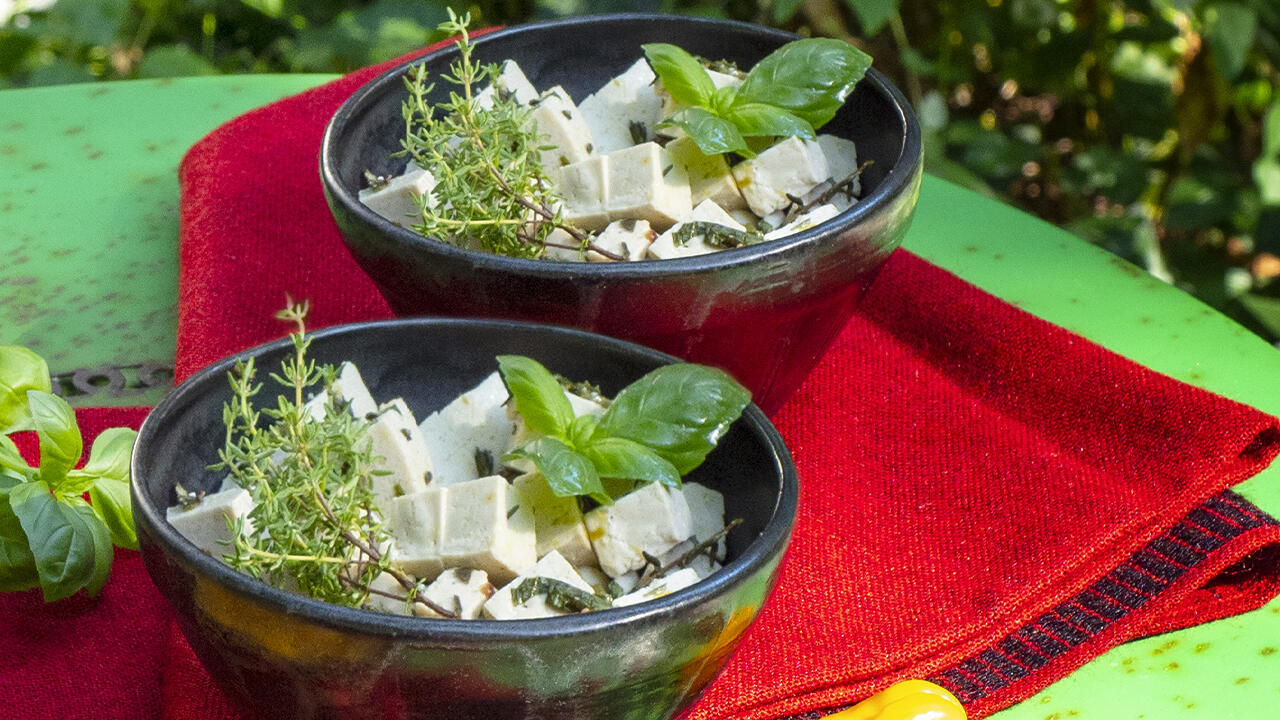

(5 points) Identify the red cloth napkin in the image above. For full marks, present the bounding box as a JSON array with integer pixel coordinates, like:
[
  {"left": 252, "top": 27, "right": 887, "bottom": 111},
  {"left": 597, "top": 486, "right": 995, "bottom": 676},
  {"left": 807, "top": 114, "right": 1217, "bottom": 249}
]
[{"left": 4, "top": 37, "right": 1280, "bottom": 720}]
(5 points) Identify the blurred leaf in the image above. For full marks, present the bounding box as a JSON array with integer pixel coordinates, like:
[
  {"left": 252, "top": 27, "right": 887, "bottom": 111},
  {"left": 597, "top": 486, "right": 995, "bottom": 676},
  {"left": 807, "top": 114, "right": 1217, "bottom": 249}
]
[
  {"left": 34, "top": 0, "right": 131, "bottom": 48},
  {"left": 843, "top": 0, "right": 899, "bottom": 36},
  {"left": 25, "top": 59, "right": 95, "bottom": 87},
  {"left": 1165, "top": 175, "right": 1233, "bottom": 230},
  {"left": 1064, "top": 146, "right": 1150, "bottom": 205},
  {"left": 1203, "top": 1, "right": 1258, "bottom": 81},
  {"left": 772, "top": 0, "right": 804, "bottom": 23},
  {"left": 946, "top": 121, "right": 1040, "bottom": 185},
  {"left": 136, "top": 45, "right": 218, "bottom": 78},
  {"left": 0, "top": 30, "right": 37, "bottom": 76},
  {"left": 1238, "top": 292, "right": 1280, "bottom": 338},
  {"left": 242, "top": 0, "right": 285, "bottom": 17},
  {"left": 1009, "top": 0, "right": 1055, "bottom": 30}
]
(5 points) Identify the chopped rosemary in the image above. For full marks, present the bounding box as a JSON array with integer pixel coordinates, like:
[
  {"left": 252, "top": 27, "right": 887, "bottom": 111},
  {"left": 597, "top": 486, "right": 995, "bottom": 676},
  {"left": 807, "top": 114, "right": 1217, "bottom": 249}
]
[
  {"left": 511, "top": 576, "right": 612, "bottom": 612},
  {"left": 672, "top": 221, "right": 765, "bottom": 249}
]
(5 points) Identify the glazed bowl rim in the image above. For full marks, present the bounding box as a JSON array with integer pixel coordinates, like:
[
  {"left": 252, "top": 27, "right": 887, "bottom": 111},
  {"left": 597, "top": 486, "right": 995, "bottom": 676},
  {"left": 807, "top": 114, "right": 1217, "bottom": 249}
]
[
  {"left": 319, "top": 12, "right": 923, "bottom": 280},
  {"left": 131, "top": 317, "right": 799, "bottom": 643}
]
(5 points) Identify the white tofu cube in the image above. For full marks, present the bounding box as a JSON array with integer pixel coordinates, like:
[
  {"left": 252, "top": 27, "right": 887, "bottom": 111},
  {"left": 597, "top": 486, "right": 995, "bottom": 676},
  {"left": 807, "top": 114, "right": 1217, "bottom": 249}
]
[
  {"left": 587, "top": 219, "right": 655, "bottom": 262},
  {"left": 473, "top": 59, "right": 540, "bottom": 110},
  {"left": 365, "top": 571, "right": 413, "bottom": 615},
  {"left": 304, "top": 361, "right": 380, "bottom": 423},
  {"left": 604, "top": 142, "right": 692, "bottom": 230},
  {"left": 357, "top": 164, "right": 437, "bottom": 227},
  {"left": 420, "top": 567, "right": 496, "bottom": 619},
  {"left": 664, "top": 136, "right": 746, "bottom": 210},
  {"left": 548, "top": 155, "right": 610, "bottom": 231},
  {"left": 584, "top": 482, "right": 692, "bottom": 578},
  {"left": 578, "top": 59, "right": 664, "bottom": 153},
  {"left": 386, "top": 487, "right": 446, "bottom": 579},
  {"left": 417, "top": 372, "right": 516, "bottom": 486},
  {"left": 531, "top": 86, "right": 597, "bottom": 171},
  {"left": 365, "top": 398, "right": 434, "bottom": 506},
  {"left": 439, "top": 475, "right": 536, "bottom": 584},
  {"left": 611, "top": 567, "right": 702, "bottom": 607},
  {"left": 166, "top": 485, "right": 255, "bottom": 556},
  {"left": 764, "top": 203, "right": 843, "bottom": 241},
  {"left": 647, "top": 199, "right": 747, "bottom": 260},
  {"left": 731, "top": 136, "right": 829, "bottom": 217},
  {"left": 512, "top": 473, "right": 597, "bottom": 568},
  {"left": 482, "top": 550, "right": 598, "bottom": 620},
  {"left": 818, "top": 134, "right": 861, "bottom": 192}
]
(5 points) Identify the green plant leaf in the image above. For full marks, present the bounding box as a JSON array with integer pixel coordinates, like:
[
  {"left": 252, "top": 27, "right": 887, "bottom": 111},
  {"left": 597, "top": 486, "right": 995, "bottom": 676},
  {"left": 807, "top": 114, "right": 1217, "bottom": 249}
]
[
  {"left": 844, "top": 0, "right": 901, "bottom": 35},
  {"left": 594, "top": 364, "right": 750, "bottom": 475},
  {"left": 88, "top": 477, "right": 137, "bottom": 550},
  {"left": 496, "top": 355, "right": 574, "bottom": 438},
  {"left": 9, "top": 481, "right": 109, "bottom": 601},
  {"left": 642, "top": 42, "right": 715, "bottom": 107},
  {"left": 772, "top": 0, "right": 805, "bottom": 23},
  {"left": 0, "top": 474, "right": 39, "bottom": 593},
  {"left": 80, "top": 427, "right": 137, "bottom": 481},
  {"left": 0, "top": 435, "right": 31, "bottom": 477},
  {"left": 725, "top": 102, "right": 815, "bottom": 138},
  {"left": 1203, "top": 1, "right": 1258, "bottom": 81},
  {"left": 64, "top": 496, "right": 113, "bottom": 597},
  {"left": 735, "top": 38, "right": 872, "bottom": 129},
  {"left": 663, "top": 107, "right": 750, "bottom": 156},
  {"left": 507, "top": 437, "right": 605, "bottom": 501},
  {"left": 0, "top": 345, "right": 51, "bottom": 434},
  {"left": 581, "top": 437, "right": 681, "bottom": 490},
  {"left": 26, "top": 390, "right": 82, "bottom": 487}
]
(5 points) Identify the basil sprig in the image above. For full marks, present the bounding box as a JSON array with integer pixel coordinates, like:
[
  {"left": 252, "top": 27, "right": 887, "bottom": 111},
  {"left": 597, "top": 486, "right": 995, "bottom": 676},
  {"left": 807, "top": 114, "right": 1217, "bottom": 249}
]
[
  {"left": 497, "top": 355, "right": 750, "bottom": 502},
  {"left": 0, "top": 346, "right": 137, "bottom": 601},
  {"left": 642, "top": 38, "right": 872, "bottom": 157}
]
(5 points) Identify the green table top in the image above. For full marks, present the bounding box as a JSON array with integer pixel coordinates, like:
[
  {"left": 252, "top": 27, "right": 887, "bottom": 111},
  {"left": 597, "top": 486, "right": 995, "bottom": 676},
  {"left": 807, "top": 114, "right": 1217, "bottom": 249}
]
[{"left": 2, "top": 76, "right": 1279, "bottom": 718}]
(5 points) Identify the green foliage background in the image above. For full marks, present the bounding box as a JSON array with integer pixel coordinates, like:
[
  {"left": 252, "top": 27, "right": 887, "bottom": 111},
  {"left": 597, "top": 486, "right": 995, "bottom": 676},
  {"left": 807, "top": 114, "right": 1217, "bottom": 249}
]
[{"left": 3, "top": 0, "right": 1279, "bottom": 346}]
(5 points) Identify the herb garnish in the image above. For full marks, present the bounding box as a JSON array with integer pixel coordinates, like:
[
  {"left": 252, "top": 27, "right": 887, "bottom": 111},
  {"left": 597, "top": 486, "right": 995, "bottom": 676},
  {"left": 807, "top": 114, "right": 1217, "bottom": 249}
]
[
  {"left": 212, "top": 301, "right": 452, "bottom": 616},
  {"left": 512, "top": 576, "right": 612, "bottom": 612},
  {"left": 399, "top": 11, "right": 620, "bottom": 261},
  {"left": 642, "top": 39, "right": 872, "bottom": 157},
  {"left": 497, "top": 355, "right": 750, "bottom": 502},
  {"left": 1, "top": 345, "right": 137, "bottom": 601},
  {"left": 673, "top": 221, "right": 765, "bottom": 249}
]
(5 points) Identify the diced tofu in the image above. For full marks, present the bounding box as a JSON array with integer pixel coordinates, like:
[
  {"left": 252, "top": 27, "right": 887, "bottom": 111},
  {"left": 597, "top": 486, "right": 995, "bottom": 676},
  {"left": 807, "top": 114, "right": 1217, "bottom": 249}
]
[
  {"left": 473, "top": 60, "right": 540, "bottom": 110},
  {"left": 417, "top": 372, "right": 516, "bottom": 486},
  {"left": 727, "top": 208, "right": 762, "bottom": 229},
  {"left": 655, "top": 69, "right": 743, "bottom": 139},
  {"left": 664, "top": 136, "right": 746, "bottom": 211},
  {"left": 166, "top": 485, "right": 255, "bottom": 556},
  {"left": 604, "top": 142, "right": 692, "bottom": 231},
  {"left": 576, "top": 565, "right": 611, "bottom": 594},
  {"left": 365, "top": 571, "right": 413, "bottom": 615},
  {"left": 584, "top": 482, "right": 693, "bottom": 578},
  {"left": 548, "top": 156, "right": 610, "bottom": 231},
  {"left": 647, "top": 199, "right": 746, "bottom": 260},
  {"left": 531, "top": 86, "right": 597, "bottom": 171},
  {"left": 305, "top": 361, "right": 379, "bottom": 423},
  {"left": 365, "top": 398, "right": 434, "bottom": 506},
  {"left": 817, "top": 134, "right": 861, "bottom": 194},
  {"left": 587, "top": 219, "right": 655, "bottom": 262},
  {"left": 612, "top": 568, "right": 701, "bottom": 607},
  {"left": 439, "top": 475, "right": 536, "bottom": 585},
  {"left": 764, "top": 203, "right": 842, "bottom": 241},
  {"left": 512, "top": 473, "right": 597, "bottom": 568},
  {"left": 482, "top": 550, "right": 598, "bottom": 620},
  {"left": 386, "top": 487, "right": 446, "bottom": 579},
  {"left": 731, "top": 136, "right": 829, "bottom": 217},
  {"left": 357, "top": 164, "right": 438, "bottom": 227},
  {"left": 681, "top": 482, "right": 727, "bottom": 560},
  {"left": 420, "top": 567, "right": 496, "bottom": 619},
  {"left": 578, "top": 59, "right": 665, "bottom": 153},
  {"left": 539, "top": 228, "right": 586, "bottom": 262}
]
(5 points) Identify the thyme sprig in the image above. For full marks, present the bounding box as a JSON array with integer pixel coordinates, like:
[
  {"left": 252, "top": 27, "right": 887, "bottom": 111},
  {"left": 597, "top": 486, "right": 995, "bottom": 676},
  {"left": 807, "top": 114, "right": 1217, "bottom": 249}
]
[
  {"left": 399, "top": 11, "right": 622, "bottom": 261},
  {"left": 211, "top": 301, "right": 452, "bottom": 616}
]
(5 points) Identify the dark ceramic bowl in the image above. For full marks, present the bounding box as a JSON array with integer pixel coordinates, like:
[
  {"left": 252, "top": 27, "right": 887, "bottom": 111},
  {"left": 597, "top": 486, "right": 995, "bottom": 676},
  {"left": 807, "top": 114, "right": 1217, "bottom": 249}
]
[
  {"left": 132, "top": 318, "right": 797, "bottom": 720},
  {"left": 320, "top": 14, "right": 922, "bottom": 415}
]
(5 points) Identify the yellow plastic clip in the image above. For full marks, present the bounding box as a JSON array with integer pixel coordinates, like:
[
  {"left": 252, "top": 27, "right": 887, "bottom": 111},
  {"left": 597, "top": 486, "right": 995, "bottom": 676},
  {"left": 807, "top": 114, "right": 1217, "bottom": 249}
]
[{"left": 827, "top": 679, "right": 967, "bottom": 720}]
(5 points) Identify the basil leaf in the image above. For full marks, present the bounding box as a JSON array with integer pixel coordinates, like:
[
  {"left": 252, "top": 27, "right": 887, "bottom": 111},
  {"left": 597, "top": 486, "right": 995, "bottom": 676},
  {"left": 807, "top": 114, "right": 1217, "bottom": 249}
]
[
  {"left": 64, "top": 495, "right": 113, "bottom": 596},
  {"left": 581, "top": 437, "right": 681, "bottom": 490},
  {"left": 507, "top": 437, "right": 605, "bottom": 501},
  {"left": 26, "top": 390, "right": 83, "bottom": 487},
  {"left": 88, "top": 477, "right": 137, "bottom": 550},
  {"left": 642, "top": 43, "right": 715, "bottom": 107},
  {"left": 80, "top": 427, "right": 137, "bottom": 481},
  {"left": 595, "top": 365, "right": 751, "bottom": 475},
  {"left": 0, "top": 435, "right": 32, "bottom": 477},
  {"left": 664, "top": 107, "right": 750, "bottom": 156},
  {"left": 0, "top": 345, "right": 51, "bottom": 434},
  {"left": 726, "top": 102, "right": 816, "bottom": 139},
  {"left": 735, "top": 38, "right": 872, "bottom": 129},
  {"left": 0, "top": 474, "right": 39, "bottom": 593},
  {"left": 10, "top": 481, "right": 110, "bottom": 601},
  {"left": 496, "top": 355, "right": 573, "bottom": 439}
]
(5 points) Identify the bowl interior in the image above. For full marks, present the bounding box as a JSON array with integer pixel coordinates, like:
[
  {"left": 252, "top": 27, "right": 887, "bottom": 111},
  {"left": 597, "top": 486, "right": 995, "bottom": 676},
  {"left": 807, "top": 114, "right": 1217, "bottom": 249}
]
[
  {"left": 133, "top": 318, "right": 793, "bottom": 628},
  {"left": 329, "top": 14, "right": 912, "bottom": 231}
]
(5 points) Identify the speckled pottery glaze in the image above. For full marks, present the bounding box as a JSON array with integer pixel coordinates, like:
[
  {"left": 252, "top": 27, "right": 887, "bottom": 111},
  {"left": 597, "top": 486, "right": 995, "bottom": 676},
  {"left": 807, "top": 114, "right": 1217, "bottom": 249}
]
[
  {"left": 131, "top": 318, "right": 797, "bottom": 720},
  {"left": 320, "top": 14, "right": 923, "bottom": 415}
]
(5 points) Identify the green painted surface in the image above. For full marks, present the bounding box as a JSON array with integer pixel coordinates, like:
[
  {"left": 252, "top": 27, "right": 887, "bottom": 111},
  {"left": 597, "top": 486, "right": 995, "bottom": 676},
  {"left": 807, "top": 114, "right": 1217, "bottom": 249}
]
[
  {"left": 0, "top": 75, "right": 331, "bottom": 406},
  {"left": 1, "top": 75, "right": 1278, "bottom": 717}
]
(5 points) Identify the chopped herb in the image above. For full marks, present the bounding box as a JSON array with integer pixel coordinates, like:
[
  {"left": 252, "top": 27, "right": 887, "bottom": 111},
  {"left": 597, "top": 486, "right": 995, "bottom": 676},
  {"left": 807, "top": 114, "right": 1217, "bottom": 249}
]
[
  {"left": 456, "top": 567, "right": 473, "bottom": 584},
  {"left": 174, "top": 482, "right": 205, "bottom": 511},
  {"left": 628, "top": 120, "right": 648, "bottom": 145},
  {"left": 652, "top": 518, "right": 743, "bottom": 579},
  {"left": 393, "top": 483, "right": 405, "bottom": 497},
  {"left": 793, "top": 162, "right": 871, "bottom": 217},
  {"left": 474, "top": 448, "right": 496, "bottom": 477},
  {"left": 506, "top": 504, "right": 520, "bottom": 519},
  {"left": 672, "top": 221, "right": 765, "bottom": 249},
  {"left": 363, "top": 169, "right": 390, "bottom": 192},
  {"left": 662, "top": 164, "right": 673, "bottom": 177},
  {"left": 423, "top": 470, "right": 433, "bottom": 484},
  {"left": 553, "top": 375, "right": 611, "bottom": 407},
  {"left": 512, "top": 576, "right": 612, "bottom": 612},
  {"left": 585, "top": 142, "right": 594, "bottom": 153},
  {"left": 606, "top": 579, "right": 625, "bottom": 598},
  {"left": 561, "top": 109, "right": 573, "bottom": 120},
  {"left": 399, "top": 428, "right": 412, "bottom": 441}
]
